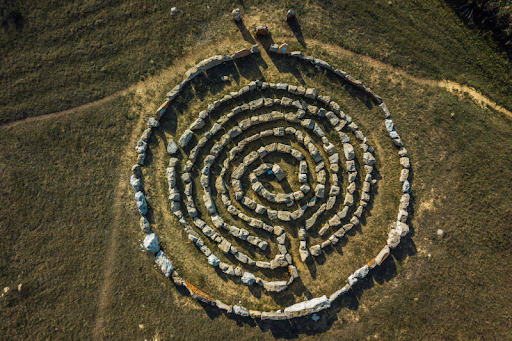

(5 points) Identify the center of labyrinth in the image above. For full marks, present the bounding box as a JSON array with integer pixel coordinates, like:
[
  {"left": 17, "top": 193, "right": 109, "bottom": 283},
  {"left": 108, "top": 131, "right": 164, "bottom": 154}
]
[{"left": 130, "top": 46, "right": 412, "bottom": 320}]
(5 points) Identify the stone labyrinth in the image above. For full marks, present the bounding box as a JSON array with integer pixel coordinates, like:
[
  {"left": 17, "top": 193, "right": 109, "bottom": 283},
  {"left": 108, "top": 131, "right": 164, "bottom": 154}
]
[{"left": 130, "top": 42, "right": 412, "bottom": 320}]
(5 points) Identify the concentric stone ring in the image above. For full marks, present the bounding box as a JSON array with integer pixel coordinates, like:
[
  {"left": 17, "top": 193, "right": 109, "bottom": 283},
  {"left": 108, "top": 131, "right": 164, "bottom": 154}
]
[{"left": 129, "top": 44, "right": 412, "bottom": 320}]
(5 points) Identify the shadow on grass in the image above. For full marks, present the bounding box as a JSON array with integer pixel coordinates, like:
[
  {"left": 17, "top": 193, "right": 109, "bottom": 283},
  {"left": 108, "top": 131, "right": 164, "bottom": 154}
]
[
  {"left": 186, "top": 242, "right": 413, "bottom": 338},
  {"left": 287, "top": 17, "right": 307, "bottom": 48},
  {"left": 235, "top": 19, "right": 256, "bottom": 45}
]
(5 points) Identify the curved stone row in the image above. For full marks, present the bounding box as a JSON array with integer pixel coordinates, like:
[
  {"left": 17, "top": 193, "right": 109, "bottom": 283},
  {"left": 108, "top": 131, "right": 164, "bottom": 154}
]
[
  {"left": 225, "top": 126, "right": 337, "bottom": 221},
  {"left": 128, "top": 44, "right": 412, "bottom": 320},
  {"left": 168, "top": 155, "right": 295, "bottom": 291},
  {"left": 171, "top": 81, "right": 379, "bottom": 278},
  {"left": 189, "top": 99, "right": 355, "bottom": 260},
  {"left": 162, "top": 82, "right": 371, "bottom": 290}
]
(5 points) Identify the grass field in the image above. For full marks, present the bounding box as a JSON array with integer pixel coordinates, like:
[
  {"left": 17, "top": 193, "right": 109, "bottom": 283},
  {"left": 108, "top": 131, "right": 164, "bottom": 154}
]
[
  {"left": 1, "top": 0, "right": 511, "bottom": 124},
  {"left": 1, "top": 1, "right": 512, "bottom": 340}
]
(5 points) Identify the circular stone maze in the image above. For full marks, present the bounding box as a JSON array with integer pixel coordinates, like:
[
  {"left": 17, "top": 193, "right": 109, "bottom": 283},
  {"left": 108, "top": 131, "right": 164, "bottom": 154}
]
[{"left": 129, "top": 42, "right": 412, "bottom": 321}]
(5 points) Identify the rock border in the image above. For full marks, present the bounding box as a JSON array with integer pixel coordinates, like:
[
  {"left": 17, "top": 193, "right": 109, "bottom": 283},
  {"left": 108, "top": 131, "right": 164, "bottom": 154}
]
[{"left": 129, "top": 43, "right": 411, "bottom": 319}]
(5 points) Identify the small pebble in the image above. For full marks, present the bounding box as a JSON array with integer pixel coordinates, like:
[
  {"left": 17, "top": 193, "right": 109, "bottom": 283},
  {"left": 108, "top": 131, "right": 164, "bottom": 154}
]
[{"left": 221, "top": 76, "right": 229, "bottom": 81}]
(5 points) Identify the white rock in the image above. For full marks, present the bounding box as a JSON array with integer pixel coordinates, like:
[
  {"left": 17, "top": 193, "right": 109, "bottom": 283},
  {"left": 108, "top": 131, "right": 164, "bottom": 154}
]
[
  {"left": 241, "top": 272, "right": 256, "bottom": 285},
  {"left": 207, "top": 254, "right": 220, "bottom": 266},
  {"left": 155, "top": 251, "right": 173, "bottom": 277},
  {"left": 143, "top": 233, "right": 160, "bottom": 253},
  {"left": 167, "top": 138, "right": 178, "bottom": 154}
]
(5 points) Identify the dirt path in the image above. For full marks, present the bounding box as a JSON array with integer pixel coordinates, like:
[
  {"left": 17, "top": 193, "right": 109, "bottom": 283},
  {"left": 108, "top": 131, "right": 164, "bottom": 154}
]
[
  {"left": 91, "top": 111, "right": 145, "bottom": 339},
  {"left": 0, "top": 89, "right": 129, "bottom": 129},
  {"left": 1, "top": 39, "right": 509, "bottom": 132},
  {"left": 316, "top": 39, "right": 512, "bottom": 119}
]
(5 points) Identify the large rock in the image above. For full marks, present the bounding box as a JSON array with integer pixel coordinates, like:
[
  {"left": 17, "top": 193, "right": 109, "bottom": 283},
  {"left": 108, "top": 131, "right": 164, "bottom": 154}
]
[
  {"left": 363, "top": 152, "right": 375, "bottom": 166},
  {"left": 375, "top": 245, "right": 390, "bottom": 265},
  {"left": 167, "top": 138, "right": 178, "bottom": 154},
  {"left": 310, "top": 245, "right": 322, "bottom": 256},
  {"left": 232, "top": 48, "right": 251, "bottom": 59},
  {"left": 232, "top": 163, "right": 246, "bottom": 179},
  {"left": 329, "top": 285, "right": 351, "bottom": 303},
  {"left": 299, "top": 248, "right": 309, "bottom": 262},
  {"left": 132, "top": 164, "right": 142, "bottom": 178},
  {"left": 255, "top": 25, "right": 270, "bottom": 36},
  {"left": 353, "top": 265, "right": 369, "bottom": 279},
  {"left": 130, "top": 174, "right": 142, "bottom": 191},
  {"left": 286, "top": 9, "right": 295, "bottom": 21},
  {"left": 243, "top": 151, "right": 259, "bottom": 166},
  {"left": 317, "top": 170, "right": 327, "bottom": 184},
  {"left": 277, "top": 43, "right": 290, "bottom": 54},
  {"left": 207, "top": 254, "right": 220, "bottom": 266},
  {"left": 397, "top": 221, "right": 410, "bottom": 237},
  {"left": 272, "top": 164, "right": 285, "bottom": 181},
  {"left": 197, "top": 55, "right": 223, "bottom": 71},
  {"left": 178, "top": 129, "right": 194, "bottom": 147},
  {"left": 155, "top": 251, "right": 173, "bottom": 277},
  {"left": 135, "top": 191, "right": 147, "bottom": 214},
  {"left": 241, "top": 272, "right": 256, "bottom": 285},
  {"left": 343, "top": 193, "right": 354, "bottom": 206},
  {"left": 278, "top": 210, "right": 292, "bottom": 222},
  {"left": 305, "top": 88, "right": 318, "bottom": 99},
  {"left": 233, "top": 305, "right": 250, "bottom": 317},
  {"left": 264, "top": 281, "right": 288, "bottom": 292},
  {"left": 343, "top": 143, "right": 355, "bottom": 160},
  {"left": 315, "top": 184, "right": 325, "bottom": 198},
  {"left": 232, "top": 8, "right": 241, "bottom": 21},
  {"left": 387, "top": 229, "right": 401, "bottom": 248},
  {"left": 140, "top": 216, "right": 150, "bottom": 233},
  {"left": 143, "top": 233, "right": 160, "bottom": 253},
  {"left": 284, "top": 295, "right": 331, "bottom": 317},
  {"left": 190, "top": 118, "right": 205, "bottom": 130}
]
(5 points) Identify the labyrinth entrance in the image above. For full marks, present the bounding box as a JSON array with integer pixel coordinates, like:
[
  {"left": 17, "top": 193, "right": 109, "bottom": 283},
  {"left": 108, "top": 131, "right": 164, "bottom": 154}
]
[{"left": 130, "top": 42, "right": 411, "bottom": 320}]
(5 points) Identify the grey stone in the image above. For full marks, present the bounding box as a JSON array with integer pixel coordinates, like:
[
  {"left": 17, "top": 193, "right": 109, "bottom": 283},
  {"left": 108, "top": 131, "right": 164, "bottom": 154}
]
[
  {"left": 190, "top": 118, "right": 205, "bottom": 130},
  {"left": 363, "top": 152, "right": 375, "bottom": 166},
  {"left": 343, "top": 193, "right": 354, "bottom": 206},
  {"left": 323, "top": 142, "right": 336, "bottom": 154},
  {"left": 400, "top": 168, "right": 409, "bottom": 182},
  {"left": 315, "top": 184, "right": 325, "bottom": 198},
  {"left": 272, "top": 164, "right": 286, "bottom": 181},
  {"left": 343, "top": 143, "right": 355, "bottom": 160},
  {"left": 155, "top": 251, "right": 173, "bottom": 277},
  {"left": 241, "top": 272, "right": 256, "bottom": 285},
  {"left": 167, "top": 138, "right": 178, "bottom": 154},
  {"left": 264, "top": 281, "right": 288, "bottom": 292},
  {"left": 178, "top": 129, "right": 194, "bottom": 147},
  {"left": 387, "top": 229, "right": 401, "bottom": 248},
  {"left": 130, "top": 174, "right": 142, "bottom": 191},
  {"left": 299, "top": 248, "right": 309, "bottom": 262},
  {"left": 135, "top": 191, "right": 147, "bottom": 215},
  {"left": 277, "top": 143, "right": 291, "bottom": 153},
  {"left": 278, "top": 210, "right": 292, "bottom": 222},
  {"left": 317, "top": 170, "right": 327, "bottom": 184},
  {"left": 305, "top": 88, "right": 318, "bottom": 99},
  {"left": 284, "top": 295, "right": 331, "bottom": 317},
  {"left": 144, "top": 233, "right": 160, "bottom": 253},
  {"left": 400, "top": 157, "right": 410, "bottom": 168},
  {"left": 233, "top": 305, "right": 250, "bottom": 317}
]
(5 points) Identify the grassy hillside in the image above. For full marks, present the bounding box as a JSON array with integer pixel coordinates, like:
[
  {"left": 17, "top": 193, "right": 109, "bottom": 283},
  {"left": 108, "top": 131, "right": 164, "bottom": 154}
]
[
  {"left": 1, "top": 1, "right": 512, "bottom": 340},
  {"left": 1, "top": 0, "right": 511, "bottom": 124}
]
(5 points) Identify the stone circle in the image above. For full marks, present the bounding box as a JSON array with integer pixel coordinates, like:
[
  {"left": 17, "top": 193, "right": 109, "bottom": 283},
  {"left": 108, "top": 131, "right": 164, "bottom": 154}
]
[{"left": 129, "top": 41, "right": 412, "bottom": 320}]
